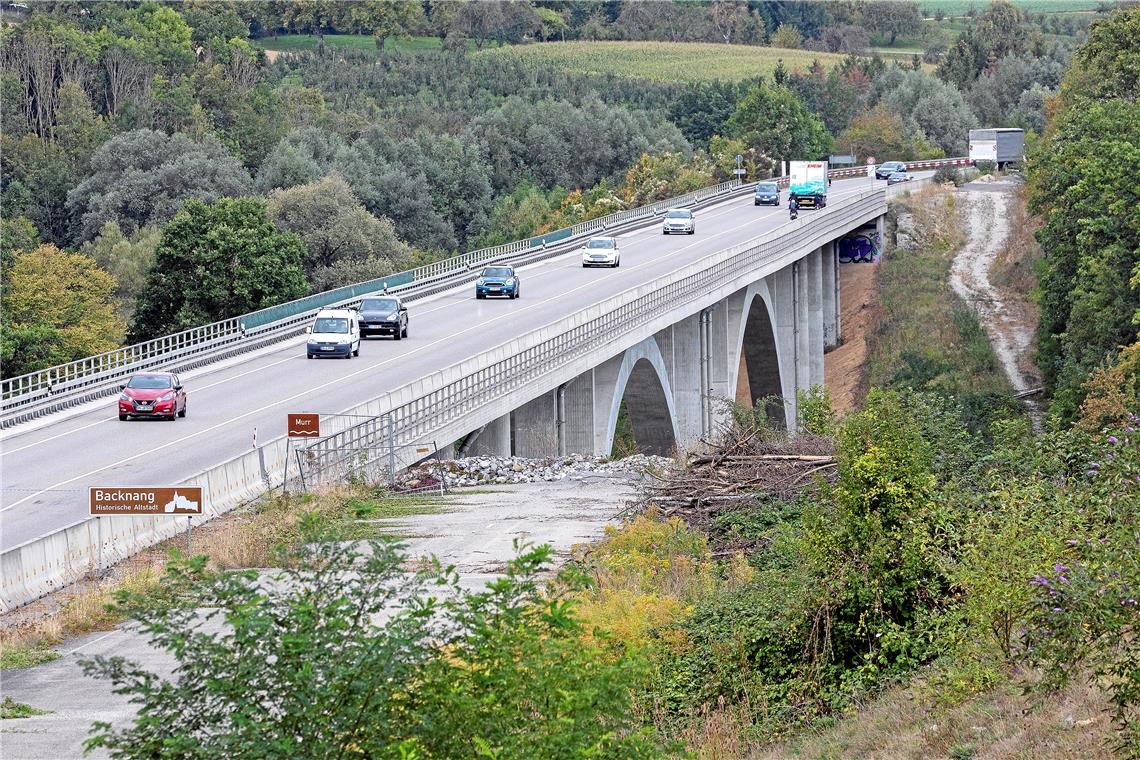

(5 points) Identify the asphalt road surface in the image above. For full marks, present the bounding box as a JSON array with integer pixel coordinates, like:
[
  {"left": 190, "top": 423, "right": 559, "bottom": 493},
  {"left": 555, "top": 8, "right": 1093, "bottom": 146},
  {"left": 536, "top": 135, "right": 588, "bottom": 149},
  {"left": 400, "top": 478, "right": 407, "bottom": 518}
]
[{"left": 0, "top": 174, "right": 919, "bottom": 550}]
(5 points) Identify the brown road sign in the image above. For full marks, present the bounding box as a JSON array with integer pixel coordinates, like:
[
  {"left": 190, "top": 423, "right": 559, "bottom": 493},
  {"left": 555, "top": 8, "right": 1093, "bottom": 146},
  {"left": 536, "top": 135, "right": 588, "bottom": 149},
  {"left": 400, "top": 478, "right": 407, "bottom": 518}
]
[
  {"left": 90, "top": 487, "right": 203, "bottom": 516},
  {"left": 288, "top": 413, "right": 320, "bottom": 438}
]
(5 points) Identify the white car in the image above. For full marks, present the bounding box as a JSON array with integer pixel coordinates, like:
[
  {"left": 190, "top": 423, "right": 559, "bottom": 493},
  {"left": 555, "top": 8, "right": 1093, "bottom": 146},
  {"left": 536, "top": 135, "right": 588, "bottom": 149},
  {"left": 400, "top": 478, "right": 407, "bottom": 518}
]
[
  {"left": 662, "top": 208, "right": 695, "bottom": 235},
  {"left": 306, "top": 308, "right": 361, "bottom": 359},
  {"left": 581, "top": 236, "right": 620, "bottom": 268}
]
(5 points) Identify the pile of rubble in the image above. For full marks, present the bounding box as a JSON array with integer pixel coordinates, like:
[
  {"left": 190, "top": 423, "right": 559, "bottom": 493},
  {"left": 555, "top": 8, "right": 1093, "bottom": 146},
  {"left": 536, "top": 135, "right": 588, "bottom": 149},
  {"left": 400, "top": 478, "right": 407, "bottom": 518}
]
[{"left": 396, "top": 453, "right": 675, "bottom": 489}]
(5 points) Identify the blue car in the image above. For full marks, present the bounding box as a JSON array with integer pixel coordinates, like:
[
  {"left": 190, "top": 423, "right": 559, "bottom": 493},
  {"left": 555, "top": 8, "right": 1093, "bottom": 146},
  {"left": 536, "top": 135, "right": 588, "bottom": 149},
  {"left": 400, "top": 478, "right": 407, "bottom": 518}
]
[
  {"left": 475, "top": 265, "right": 520, "bottom": 299},
  {"left": 753, "top": 181, "right": 780, "bottom": 206}
]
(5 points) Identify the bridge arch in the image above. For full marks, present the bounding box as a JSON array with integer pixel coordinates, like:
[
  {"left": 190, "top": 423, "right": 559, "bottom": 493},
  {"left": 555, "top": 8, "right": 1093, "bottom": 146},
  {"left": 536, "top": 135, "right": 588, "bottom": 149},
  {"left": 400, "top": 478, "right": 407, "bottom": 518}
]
[
  {"left": 602, "top": 338, "right": 679, "bottom": 456},
  {"left": 733, "top": 280, "right": 790, "bottom": 428}
]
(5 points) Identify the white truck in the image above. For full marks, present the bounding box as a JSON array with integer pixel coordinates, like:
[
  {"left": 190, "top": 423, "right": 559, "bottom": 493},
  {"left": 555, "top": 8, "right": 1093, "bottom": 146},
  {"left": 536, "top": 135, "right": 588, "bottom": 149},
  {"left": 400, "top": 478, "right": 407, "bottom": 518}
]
[
  {"left": 788, "top": 160, "right": 829, "bottom": 209},
  {"left": 969, "top": 128, "right": 1024, "bottom": 167}
]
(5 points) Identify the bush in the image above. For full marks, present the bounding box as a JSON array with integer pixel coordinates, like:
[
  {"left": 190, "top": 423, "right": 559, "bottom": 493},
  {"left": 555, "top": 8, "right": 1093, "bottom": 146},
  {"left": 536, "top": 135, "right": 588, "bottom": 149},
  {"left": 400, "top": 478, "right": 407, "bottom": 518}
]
[
  {"left": 973, "top": 160, "right": 996, "bottom": 175},
  {"left": 933, "top": 164, "right": 963, "bottom": 186},
  {"left": 82, "top": 534, "right": 664, "bottom": 758}
]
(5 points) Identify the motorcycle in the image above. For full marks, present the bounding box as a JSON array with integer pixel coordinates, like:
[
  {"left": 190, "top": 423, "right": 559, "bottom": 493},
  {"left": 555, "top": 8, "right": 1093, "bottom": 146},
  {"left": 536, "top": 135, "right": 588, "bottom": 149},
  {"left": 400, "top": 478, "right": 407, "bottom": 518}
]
[{"left": 788, "top": 200, "right": 799, "bottom": 220}]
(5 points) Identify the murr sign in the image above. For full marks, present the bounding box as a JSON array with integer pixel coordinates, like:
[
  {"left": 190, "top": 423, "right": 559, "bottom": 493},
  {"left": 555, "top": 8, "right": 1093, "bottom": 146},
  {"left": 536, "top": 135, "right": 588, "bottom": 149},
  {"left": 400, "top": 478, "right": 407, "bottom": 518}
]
[{"left": 89, "top": 487, "right": 203, "bottom": 516}]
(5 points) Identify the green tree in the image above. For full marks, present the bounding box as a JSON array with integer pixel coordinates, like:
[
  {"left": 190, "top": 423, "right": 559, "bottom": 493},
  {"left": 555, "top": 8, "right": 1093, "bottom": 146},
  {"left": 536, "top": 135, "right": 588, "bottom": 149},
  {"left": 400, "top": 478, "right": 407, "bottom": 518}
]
[
  {"left": 839, "top": 104, "right": 942, "bottom": 162},
  {"left": 860, "top": 1, "right": 922, "bottom": 45},
  {"left": 67, "top": 129, "right": 253, "bottom": 243},
  {"left": 622, "top": 151, "right": 714, "bottom": 207},
  {"left": 1028, "top": 8, "right": 1140, "bottom": 424},
  {"left": 81, "top": 221, "right": 161, "bottom": 318},
  {"left": 770, "top": 22, "right": 803, "bottom": 49},
  {"left": 266, "top": 174, "right": 415, "bottom": 292},
  {"left": 129, "top": 198, "right": 307, "bottom": 341},
  {"left": 1, "top": 245, "right": 124, "bottom": 378},
  {"left": 0, "top": 216, "right": 40, "bottom": 275},
  {"left": 726, "top": 82, "right": 832, "bottom": 162}
]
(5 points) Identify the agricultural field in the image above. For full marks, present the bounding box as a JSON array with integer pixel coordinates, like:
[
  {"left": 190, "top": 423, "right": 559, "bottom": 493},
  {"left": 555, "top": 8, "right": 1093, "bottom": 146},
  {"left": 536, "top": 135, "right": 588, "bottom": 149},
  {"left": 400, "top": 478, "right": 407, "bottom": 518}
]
[
  {"left": 477, "top": 41, "right": 851, "bottom": 84},
  {"left": 917, "top": 0, "right": 1101, "bottom": 15},
  {"left": 253, "top": 34, "right": 490, "bottom": 53}
]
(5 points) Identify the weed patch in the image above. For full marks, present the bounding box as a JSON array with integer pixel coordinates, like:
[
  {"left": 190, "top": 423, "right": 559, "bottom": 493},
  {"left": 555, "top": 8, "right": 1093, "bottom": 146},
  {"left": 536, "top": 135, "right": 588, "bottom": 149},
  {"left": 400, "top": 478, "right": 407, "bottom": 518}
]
[{"left": 1, "top": 696, "right": 51, "bottom": 719}]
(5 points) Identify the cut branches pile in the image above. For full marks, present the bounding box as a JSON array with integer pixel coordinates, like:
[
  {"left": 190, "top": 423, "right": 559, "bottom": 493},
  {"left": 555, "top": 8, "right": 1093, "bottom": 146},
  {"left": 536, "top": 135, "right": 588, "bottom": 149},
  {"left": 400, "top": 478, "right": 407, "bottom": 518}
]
[{"left": 632, "top": 422, "right": 836, "bottom": 531}]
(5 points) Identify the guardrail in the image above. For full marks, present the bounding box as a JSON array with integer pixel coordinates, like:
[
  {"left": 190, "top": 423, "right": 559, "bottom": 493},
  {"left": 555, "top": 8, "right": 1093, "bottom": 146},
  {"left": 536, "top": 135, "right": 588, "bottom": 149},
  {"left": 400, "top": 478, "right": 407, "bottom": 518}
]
[{"left": 1, "top": 182, "right": 893, "bottom": 611}]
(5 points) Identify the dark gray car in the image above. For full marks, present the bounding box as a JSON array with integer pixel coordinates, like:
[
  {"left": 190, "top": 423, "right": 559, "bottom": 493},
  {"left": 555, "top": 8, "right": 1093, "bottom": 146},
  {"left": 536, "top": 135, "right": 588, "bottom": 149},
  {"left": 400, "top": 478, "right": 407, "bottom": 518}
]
[
  {"left": 358, "top": 296, "right": 408, "bottom": 340},
  {"left": 875, "top": 161, "right": 906, "bottom": 180}
]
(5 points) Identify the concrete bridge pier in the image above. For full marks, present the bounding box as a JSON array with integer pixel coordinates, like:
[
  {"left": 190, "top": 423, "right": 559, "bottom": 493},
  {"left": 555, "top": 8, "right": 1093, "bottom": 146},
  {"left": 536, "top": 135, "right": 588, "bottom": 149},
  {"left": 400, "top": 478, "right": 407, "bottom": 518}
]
[
  {"left": 455, "top": 225, "right": 868, "bottom": 459},
  {"left": 822, "top": 242, "right": 840, "bottom": 349},
  {"left": 465, "top": 412, "right": 512, "bottom": 457}
]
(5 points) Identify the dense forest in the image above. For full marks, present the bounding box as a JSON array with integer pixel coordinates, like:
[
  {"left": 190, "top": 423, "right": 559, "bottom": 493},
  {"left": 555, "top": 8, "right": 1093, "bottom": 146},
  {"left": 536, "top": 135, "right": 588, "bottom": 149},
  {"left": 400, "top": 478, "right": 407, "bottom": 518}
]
[{"left": 0, "top": 0, "right": 1134, "bottom": 426}]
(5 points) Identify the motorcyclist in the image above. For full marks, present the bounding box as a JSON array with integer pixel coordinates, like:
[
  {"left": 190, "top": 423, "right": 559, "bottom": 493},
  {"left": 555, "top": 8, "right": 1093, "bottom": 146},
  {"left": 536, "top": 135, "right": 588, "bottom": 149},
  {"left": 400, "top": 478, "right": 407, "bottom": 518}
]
[{"left": 788, "top": 195, "right": 799, "bottom": 219}]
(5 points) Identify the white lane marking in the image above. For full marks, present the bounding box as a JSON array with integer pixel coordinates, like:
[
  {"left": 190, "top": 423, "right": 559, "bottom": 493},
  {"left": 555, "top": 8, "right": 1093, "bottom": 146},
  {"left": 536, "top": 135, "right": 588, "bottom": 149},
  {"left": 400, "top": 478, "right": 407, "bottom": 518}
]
[
  {"left": 64, "top": 630, "right": 119, "bottom": 654},
  {"left": 2, "top": 181, "right": 881, "bottom": 495}
]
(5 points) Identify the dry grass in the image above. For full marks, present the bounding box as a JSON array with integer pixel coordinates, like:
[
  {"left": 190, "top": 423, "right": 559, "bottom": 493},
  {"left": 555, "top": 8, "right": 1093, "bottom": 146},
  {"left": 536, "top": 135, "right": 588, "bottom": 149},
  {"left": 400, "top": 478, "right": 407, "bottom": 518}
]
[
  {"left": 0, "top": 566, "right": 162, "bottom": 668},
  {"left": 990, "top": 185, "right": 1043, "bottom": 300},
  {"left": 751, "top": 668, "right": 1117, "bottom": 760}
]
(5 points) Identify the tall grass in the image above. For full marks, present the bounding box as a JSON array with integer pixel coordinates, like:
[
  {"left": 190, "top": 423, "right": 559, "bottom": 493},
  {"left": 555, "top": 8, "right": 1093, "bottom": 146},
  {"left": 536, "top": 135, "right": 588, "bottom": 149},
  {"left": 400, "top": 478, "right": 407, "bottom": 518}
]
[{"left": 868, "top": 190, "right": 1008, "bottom": 393}]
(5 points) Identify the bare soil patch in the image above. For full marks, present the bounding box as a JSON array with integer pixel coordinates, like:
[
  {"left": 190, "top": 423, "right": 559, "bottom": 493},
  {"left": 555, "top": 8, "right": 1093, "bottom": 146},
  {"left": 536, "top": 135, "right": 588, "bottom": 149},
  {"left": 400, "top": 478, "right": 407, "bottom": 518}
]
[{"left": 824, "top": 261, "right": 882, "bottom": 416}]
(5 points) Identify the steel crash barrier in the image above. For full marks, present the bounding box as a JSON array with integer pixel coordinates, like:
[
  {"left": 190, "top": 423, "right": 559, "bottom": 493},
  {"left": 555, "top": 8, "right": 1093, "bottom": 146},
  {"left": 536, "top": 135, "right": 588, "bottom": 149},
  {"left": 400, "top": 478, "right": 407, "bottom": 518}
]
[
  {"left": 1, "top": 160, "right": 968, "bottom": 610},
  {"left": 0, "top": 157, "right": 969, "bottom": 429}
]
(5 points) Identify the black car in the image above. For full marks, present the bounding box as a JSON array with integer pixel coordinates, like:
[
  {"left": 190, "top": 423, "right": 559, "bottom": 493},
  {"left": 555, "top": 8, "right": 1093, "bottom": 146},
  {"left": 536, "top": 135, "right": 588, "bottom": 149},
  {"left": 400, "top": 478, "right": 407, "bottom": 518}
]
[
  {"left": 875, "top": 161, "right": 906, "bottom": 180},
  {"left": 475, "top": 265, "right": 520, "bottom": 299},
  {"left": 753, "top": 181, "right": 780, "bottom": 206},
  {"left": 358, "top": 296, "right": 408, "bottom": 340}
]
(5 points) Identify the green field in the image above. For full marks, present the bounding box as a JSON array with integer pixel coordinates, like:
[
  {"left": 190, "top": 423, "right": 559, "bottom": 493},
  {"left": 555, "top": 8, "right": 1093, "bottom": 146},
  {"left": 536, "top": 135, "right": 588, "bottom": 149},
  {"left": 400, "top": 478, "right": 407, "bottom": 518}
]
[
  {"left": 918, "top": 0, "right": 1099, "bottom": 16},
  {"left": 254, "top": 34, "right": 492, "bottom": 53},
  {"left": 478, "top": 41, "right": 855, "bottom": 84}
]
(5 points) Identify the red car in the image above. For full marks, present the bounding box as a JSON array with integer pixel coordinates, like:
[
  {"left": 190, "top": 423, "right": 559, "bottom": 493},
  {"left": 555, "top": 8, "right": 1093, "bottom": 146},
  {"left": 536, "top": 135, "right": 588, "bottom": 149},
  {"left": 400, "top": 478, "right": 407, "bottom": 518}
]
[{"left": 118, "top": 372, "right": 187, "bottom": 421}]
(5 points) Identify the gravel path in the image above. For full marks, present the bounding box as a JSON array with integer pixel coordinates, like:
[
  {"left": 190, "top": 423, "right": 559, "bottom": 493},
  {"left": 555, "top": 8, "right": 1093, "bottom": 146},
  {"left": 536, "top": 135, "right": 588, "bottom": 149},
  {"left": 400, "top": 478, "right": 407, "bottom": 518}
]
[{"left": 950, "top": 178, "right": 1044, "bottom": 427}]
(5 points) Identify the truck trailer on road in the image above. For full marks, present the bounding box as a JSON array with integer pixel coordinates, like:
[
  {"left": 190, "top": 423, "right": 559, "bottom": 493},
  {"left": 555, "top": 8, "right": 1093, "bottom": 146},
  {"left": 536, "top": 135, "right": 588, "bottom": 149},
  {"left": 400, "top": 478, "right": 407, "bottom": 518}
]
[
  {"left": 788, "top": 160, "right": 829, "bottom": 209},
  {"left": 969, "top": 128, "right": 1024, "bottom": 166}
]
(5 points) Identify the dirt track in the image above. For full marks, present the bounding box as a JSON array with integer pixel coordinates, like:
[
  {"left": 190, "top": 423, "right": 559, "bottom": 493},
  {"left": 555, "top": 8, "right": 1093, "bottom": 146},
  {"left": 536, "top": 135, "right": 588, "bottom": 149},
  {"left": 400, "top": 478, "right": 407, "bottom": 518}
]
[{"left": 951, "top": 177, "right": 1044, "bottom": 426}]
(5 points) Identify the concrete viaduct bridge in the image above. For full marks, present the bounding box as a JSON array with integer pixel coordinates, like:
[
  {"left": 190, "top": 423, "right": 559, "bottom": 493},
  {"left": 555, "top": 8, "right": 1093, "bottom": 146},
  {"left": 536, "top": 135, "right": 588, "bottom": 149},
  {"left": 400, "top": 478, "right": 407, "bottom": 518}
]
[
  {"left": 1, "top": 172, "right": 923, "bottom": 610},
  {"left": 301, "top": 180, "right": 896, "bottom": 485},
  {"left": 459, "top": 220, "right": 856, "bottom": 460}
]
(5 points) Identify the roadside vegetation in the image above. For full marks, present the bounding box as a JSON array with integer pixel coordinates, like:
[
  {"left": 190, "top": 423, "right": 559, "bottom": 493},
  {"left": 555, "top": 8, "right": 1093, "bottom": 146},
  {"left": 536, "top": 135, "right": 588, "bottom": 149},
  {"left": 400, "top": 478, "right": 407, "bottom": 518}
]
[
  {"left": 0, "top": 486, "right": 445, "bottom": 671},
  {"left": 868, "top": 185, "right": 1020, "bottom": 431}
]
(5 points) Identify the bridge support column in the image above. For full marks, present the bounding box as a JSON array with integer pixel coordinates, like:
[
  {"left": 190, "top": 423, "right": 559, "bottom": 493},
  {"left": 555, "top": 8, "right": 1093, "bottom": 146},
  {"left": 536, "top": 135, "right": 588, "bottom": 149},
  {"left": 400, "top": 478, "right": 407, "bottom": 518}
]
[
  {"left": 822, "top": 241, "right": 840, "bottom": 349},
  {"left": 671, "top": 316, "right": 704, "bottom": 448},
  {"left": 793, "top": 260, "right": 811, "bottom": 424},
  {"left": 807, "top": 248, "right": 825, "bottom": 387},
  {"left": 707, "top": 303, "right": 732, "bottom": 432},
  {"left": 465, "top": 413, "right": 511, "bottom": 457},
  {"left": 769, "top": 267, "right": 799, "bottom": 427},
  {"left": 512, "top": 391, "right": 558, "bottom": 458},
  {"left": 562, "top": 371, "right": 595, "bottom": 455}
]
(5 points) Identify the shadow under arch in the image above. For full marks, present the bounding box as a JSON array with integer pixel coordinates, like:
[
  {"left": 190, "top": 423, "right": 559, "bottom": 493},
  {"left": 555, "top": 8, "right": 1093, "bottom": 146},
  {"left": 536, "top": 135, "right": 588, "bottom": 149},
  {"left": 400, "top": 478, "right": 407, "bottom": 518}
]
[
  {"left": 602, "top": 338, "right": 680, "bottom": 457},
  {"left": 737, "top": 285, "right": 788, "bottom": 429}
]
